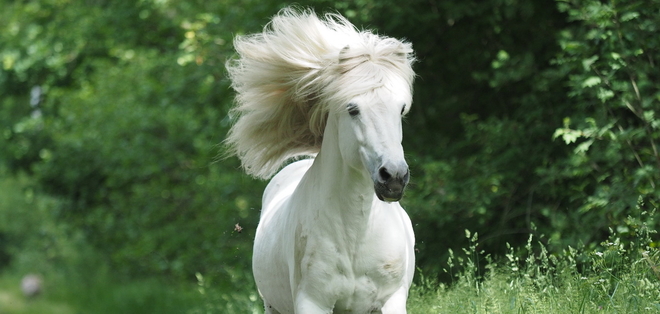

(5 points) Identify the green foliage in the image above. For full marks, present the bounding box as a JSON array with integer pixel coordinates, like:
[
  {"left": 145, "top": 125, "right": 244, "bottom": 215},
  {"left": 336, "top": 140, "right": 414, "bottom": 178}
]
[
  {"left": 0, "top": 0, "right": 270, "bottom": 283},
  {"left": 1, "top": 0, "right": 659, "bottom": 308},
  {"left": 0, "top": 173, "right": 196, "bottom": 313},
  {"left": 396, "top": 0, "right": 573, "bottom": 277},
  {"left": 33, "top": 53, "right": 262, "bottom": 279},
  {"left": 0, "top": 172, "right": 262, "bottom": 313},
  {"left": 399, "top": 0, "right": 660, "bottom": 278},
  {"left": 550, "top": 0, "right": 660, "bottom": 213}
]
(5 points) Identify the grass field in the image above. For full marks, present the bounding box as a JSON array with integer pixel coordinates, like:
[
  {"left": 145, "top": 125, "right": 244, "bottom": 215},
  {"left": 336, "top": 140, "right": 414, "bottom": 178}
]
[
  {"left": 408, "top": 229, "right": 660, "bottom": 313},
  {"left": 1, "top": 172, "right": 658, "bottom": 313}
]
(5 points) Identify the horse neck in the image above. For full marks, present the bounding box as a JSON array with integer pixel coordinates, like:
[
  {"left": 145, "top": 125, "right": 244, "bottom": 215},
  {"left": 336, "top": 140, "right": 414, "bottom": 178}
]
[{"left": 300, "top": 115, "right": 375, "bottom": 229}]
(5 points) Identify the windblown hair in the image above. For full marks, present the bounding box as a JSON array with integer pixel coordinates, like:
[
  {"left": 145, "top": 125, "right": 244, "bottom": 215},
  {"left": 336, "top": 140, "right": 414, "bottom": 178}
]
[{"left": 225, "top": 7, "right": 415, "bottom": 179}]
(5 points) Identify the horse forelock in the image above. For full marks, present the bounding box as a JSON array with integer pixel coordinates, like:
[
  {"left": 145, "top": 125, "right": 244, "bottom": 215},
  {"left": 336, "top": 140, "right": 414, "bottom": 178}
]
[{"left": 225, "top": 7, "right": 415, "bottom": 179}]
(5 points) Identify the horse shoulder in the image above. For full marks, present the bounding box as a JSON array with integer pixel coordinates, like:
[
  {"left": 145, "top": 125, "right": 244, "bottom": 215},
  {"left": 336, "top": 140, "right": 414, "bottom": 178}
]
[
  {"left": 359, "top": 202, "right": 415, "bottom": 285},
  {"left": 261, "top": 159, "right": 314, "bottom": 215},
  {"left": 257, "top": 158, "right": 315, "bottom": 257}
]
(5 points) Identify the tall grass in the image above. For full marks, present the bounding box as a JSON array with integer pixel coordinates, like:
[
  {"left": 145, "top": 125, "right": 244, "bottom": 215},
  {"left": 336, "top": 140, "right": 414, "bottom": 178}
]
[{"left": 408, "top": 204, "right": 660, "bottom": 313}]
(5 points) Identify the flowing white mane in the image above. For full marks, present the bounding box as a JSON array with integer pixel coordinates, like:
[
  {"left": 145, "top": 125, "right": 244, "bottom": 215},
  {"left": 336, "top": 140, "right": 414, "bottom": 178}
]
[{"left": 225, "top": 7, "right": 415, "bottom": 179}]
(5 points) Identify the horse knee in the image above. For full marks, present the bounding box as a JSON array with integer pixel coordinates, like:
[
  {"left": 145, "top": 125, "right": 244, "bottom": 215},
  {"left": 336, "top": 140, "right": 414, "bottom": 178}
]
[{"left": 380, "top": 287, "right": 408, "bottom": 314}]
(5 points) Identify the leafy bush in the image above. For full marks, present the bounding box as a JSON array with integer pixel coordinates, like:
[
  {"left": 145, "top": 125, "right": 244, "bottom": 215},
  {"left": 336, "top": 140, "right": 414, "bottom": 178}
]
[
  {"left": 400, "top": 0, "right": 660, "bottom": 278},
  {"left": 550, "top": 0, "right": 660, "bottom": 224},
  {"left": 0, "top": 0, "right": 269, "bottom": 283},
  {"left": 33, "top": 53, "right": 263, "bottom": 279}
]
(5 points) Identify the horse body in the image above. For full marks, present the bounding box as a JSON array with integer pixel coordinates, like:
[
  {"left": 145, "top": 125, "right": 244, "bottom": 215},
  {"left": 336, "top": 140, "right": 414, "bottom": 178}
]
[
  {"left": 224, "top": 8, "right": 416, "bottom": 313},
  {"left": 254, "top": 109, "right": 415, "bottom": 313}
]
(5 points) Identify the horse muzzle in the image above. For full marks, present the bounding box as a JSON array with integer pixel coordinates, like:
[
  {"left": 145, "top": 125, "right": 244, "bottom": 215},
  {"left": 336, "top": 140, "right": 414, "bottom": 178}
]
[{"left": 374, "top": 162, "right": 409, "bottom": 202}]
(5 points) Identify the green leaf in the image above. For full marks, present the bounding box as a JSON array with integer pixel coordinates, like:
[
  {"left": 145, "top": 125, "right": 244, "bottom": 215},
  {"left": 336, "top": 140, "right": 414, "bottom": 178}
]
[
  {"left": 643, "top": 110, "right": 655, "bottom": 123},
  {"left": 562, "top": 132, "right": 580, "bottom": 144},
  {"left": 582, "top": 76, "right": 601, "bottom": 88},
  {"left": 597, "top": 88, "right": 614, "bottom": 102},
  {"left": 620, "top": 11, "right": 639, "bottom": 22},
  {"left": 582, "top": 55, "right": 599, "bottom": 71},
  {"left": 574, "top": 139, "right": 594, "bottom": 155},
  {"left": 553, "top": 128, "right": 581, "bottom": 144}
]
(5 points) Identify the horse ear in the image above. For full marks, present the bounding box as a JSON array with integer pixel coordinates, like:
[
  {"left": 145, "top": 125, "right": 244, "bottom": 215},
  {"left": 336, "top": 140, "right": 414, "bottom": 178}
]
[
  {"left": 394, "top": 42, "right": 412, "bottom": 63},
  {"left": 339, "top": 45, "right": 350, "bottom": 63}
]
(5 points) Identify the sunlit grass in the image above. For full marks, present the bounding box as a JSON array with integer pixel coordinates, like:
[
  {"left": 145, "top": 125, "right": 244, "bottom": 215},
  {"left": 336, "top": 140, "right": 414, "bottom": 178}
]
[{"left": 407, "top": 213, "right": 660, "bottom": 314}]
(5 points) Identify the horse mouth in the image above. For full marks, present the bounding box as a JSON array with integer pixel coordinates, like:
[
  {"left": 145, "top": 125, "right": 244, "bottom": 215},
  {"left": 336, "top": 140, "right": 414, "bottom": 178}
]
[{"left": 375, "top": 182, "right": 405, "bottom": 203}]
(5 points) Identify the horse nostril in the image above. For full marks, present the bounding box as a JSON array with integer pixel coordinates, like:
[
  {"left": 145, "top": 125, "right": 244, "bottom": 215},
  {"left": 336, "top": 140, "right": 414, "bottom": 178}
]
[{"left": 379, "top": 167, "right": 392, "bottom": 181}]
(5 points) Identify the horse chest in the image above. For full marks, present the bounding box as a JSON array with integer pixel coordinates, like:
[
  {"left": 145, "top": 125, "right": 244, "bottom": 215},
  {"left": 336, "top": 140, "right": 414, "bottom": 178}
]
[
  {"left": 297, "top": 226, "right": 407, "bottom": 311},
  {"left": 334, "top": 257, "right": 405, "bottom": 313}
]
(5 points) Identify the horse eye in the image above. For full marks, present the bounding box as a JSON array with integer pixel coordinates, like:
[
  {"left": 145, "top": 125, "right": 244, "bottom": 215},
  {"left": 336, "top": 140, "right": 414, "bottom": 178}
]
[{"left": 347, "top": 103, "right": 360, "bottom": 117}]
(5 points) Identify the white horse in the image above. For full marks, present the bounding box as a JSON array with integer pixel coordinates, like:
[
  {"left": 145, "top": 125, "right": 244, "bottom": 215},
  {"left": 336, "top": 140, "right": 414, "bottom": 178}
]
[{"left": 225, "top": 8, "right": 416, "bottom": 314}]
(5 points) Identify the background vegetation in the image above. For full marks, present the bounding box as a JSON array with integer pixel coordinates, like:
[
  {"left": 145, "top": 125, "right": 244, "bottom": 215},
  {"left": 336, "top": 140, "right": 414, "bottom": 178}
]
[{"left": 1, "top": 0, "right": 658, "bottom": 312}]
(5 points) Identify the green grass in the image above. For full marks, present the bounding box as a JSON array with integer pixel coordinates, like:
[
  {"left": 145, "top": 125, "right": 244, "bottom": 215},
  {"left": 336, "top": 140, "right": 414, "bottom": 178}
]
[
  {"left": 0, "top": 272, "right": 201, "bottom": 314},
  {"left": 0, "top": 272, "right": 73, "bottom": 314},
  {"left": 407, "top": 225, "right": 660, "bottom": 314},
  {"left": 1, "top": 170, "right": 658, "bottom": 313}
]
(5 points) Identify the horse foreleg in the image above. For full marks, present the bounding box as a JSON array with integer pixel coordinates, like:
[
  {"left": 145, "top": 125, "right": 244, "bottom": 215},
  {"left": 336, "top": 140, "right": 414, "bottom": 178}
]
[
  {"left": 294, "top": 291, "right": 333, "bottom": 314},
  {"left": 380, "top": 286, "right": 409, "bottom": 314}
]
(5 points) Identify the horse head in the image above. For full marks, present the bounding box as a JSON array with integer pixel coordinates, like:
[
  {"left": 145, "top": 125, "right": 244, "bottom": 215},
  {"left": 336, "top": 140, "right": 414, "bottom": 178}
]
[{"left": 329, "top": 43, "right": 414, "bottom": 202}]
